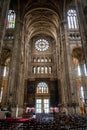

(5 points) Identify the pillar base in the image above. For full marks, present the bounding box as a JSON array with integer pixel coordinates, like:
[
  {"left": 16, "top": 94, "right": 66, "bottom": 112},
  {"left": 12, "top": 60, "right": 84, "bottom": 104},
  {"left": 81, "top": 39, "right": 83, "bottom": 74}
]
[{"left": 11, "top": 107, "right": 24, "bottom": 118}]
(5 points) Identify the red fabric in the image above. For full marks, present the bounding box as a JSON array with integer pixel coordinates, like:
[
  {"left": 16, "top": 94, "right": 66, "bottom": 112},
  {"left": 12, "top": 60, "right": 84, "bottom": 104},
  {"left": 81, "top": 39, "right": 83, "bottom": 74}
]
[
  {"left": 15, "top": 118, "right": 31, "bottom": 123},
  {"left": 0, "top": 118, "right": 32, "bottom": 123}
]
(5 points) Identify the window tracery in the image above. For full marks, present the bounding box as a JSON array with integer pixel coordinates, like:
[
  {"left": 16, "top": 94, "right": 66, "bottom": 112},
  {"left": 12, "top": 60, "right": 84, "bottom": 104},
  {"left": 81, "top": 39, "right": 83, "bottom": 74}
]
[
  {"left": 33, "top": 57, "right": 52, "bottom": 63},
  {"left": 32, "top": 66, "right": 52, "bottom": 74},
  {"left": 35, "top": 39, "right": 49, "bottom": 51},
  {"left": 67, "top": 9, "right": 78, "bottom": 29},
  {"left": 37, "top": 82, "right": 48, "bottom": 94},
  {"left": 6, "top": 10, "right": 16, "bottom": 29}
]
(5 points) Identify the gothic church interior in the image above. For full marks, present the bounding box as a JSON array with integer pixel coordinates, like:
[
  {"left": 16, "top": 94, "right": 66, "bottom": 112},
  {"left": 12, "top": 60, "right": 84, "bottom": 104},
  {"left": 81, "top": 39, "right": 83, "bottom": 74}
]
[{"left": 0, "top": 0, "right": 87, "bottom": 117}]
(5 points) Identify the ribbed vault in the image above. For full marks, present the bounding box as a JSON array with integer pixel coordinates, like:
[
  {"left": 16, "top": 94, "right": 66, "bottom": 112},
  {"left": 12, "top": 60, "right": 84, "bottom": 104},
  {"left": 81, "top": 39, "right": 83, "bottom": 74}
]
[
  {"left": 24, "top": 8, "right": 59, "bottom": 41},
  {"left": 10, "top": 0, "right": 73, "bottom": 41}
]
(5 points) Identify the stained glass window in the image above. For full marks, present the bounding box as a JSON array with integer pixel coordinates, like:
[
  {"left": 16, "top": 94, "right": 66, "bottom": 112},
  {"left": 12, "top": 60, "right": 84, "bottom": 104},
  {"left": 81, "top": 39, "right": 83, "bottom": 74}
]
[
  {"left": 37, "top": 82, "right": 48, "bottom": 94},
  {"left": 67, "top": 9, "right": 78, "bottom": 29},
  {"left": 35, "top": 39, "right": 49, "bottom": 51},
  {"left": 6, "top": 10, "right": 16, "bottom": 29}
]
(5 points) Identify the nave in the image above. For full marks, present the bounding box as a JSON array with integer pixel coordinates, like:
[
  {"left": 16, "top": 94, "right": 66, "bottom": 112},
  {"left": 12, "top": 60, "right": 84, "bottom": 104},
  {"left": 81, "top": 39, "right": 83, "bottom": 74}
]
[
  {"left": 0, "top": 0, "right": 87, "bottom": 127},
  {"left": 0, "top": 113, "right": 87, "bottom": 130}
]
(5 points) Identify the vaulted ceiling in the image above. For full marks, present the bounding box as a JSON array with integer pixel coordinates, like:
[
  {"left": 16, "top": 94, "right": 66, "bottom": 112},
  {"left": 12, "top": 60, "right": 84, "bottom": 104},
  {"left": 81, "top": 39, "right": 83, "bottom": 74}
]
[
  {"left": 10, "top": 0, "right": 73, "bottom": 41},
  {"left": 10, "top": 0, "right": 73, "bottom": 19}
]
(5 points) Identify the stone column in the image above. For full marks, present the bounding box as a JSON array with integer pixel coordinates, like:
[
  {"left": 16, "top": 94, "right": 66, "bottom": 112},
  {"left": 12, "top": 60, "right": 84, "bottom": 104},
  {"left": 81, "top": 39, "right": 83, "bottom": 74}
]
[
  {"left": 16, "top": 29, "right": 30, "bottom": 112},
  {"left": 0, "top": 0, "right": 10, "bottom": 45},
  {"left": 75, "top": 0, "right": 87, "bottom": 111},
  {"left": 7, "top": 5, "right": 22, "bottom": 111},
  {"left": 75, "top": 0, "right": 87, "bottom": 65},
  {"left": 0, "top": 0, "right": 10, "bottom": 95},
  {"left": 61, "top": 21, "right": 72, "bottom": 106},
  {"left": 55, "top": 34, "right": 62, "bottom": 103}
]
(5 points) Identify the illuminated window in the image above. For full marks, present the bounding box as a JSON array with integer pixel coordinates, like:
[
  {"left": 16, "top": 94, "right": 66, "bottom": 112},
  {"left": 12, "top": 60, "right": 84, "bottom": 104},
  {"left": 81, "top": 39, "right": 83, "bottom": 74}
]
[
  {"left": 36, "top": 82, "right": 49, "bottom": 113},
  {"left": 84, "top": 64, "right": 87, "bottom": 76},
  {"left": 3, "top": 66, "right": 9, "bottom": 77},
  {"left": 45, "top": 58, "right": 48, "bottom": 62},
  {"left": 78, "top": 65, "right": 81, "bottom": 76},
  {"left": 37, "top": 67, "right": 40, "bottom": 74},
  {"left": 37, "top": 58, "right": 40, "bottom": 62},
  {"left": 36, "top": 99, "right": 49, "bottom": 113},
  {"left": 44, "top": 99, "right": 49, "bottom": 113},
  {"left": 81, "top": 86, "right": 84, "bottom": 102},
  {"left": 37, "top": 82, "right": 48, "bottom": 94},
  {"left": 35, "top": 39, "right": 49, "bottom": 51},
  {"left": 67, "top": 9, "right": 78, "bottom": 29},
  {"left": 41, "top": 58, "right": 44, "bottom": 62},
  {"left": 41, "top": 67, "right": 44, "bottom": 74},
  {"left": 49, "top": 66, "right": 52, "bottom": 74},
  {"left": 0, "top": 87, "right": 3, "bottom": 102},
  {"left": 36, "top": 99, "right": 42, "bottom": 113},
  {"left": 3, "top": 66, "right": 6, "bottom": 77},
  {"left": 33, "top": 58, "right": 36, "bottom": 62},
  {"left": 6, "top": 10, "right": 16, "bottom": 29},
  {"left": 33, "top": 67, "right": 36, "bottom": 74},
  {"left": 45, "top": 67, "right": 48, "bottom": 74},
  {"left": 49, "top": 58, "right": 52, "bottom": 62}
]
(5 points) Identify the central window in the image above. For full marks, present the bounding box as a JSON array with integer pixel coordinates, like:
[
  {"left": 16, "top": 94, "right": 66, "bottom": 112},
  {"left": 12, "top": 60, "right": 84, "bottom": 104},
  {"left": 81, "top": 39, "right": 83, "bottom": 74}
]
[
  {"left": 37, "top": 82, "right": 48, "bottom": 93},
  {"left": 36, "top": 82, "right": 49, "bottom": 113},
  {"left": 35, "top": 39, "right": 49, "bottom": 51}
]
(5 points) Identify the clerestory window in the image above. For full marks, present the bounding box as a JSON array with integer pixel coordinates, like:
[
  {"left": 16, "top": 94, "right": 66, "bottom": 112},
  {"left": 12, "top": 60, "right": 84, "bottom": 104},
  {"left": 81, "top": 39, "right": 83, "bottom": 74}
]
[
  {"left": 6, "top": 10, "right": 16, "bottom": 29},
  {"left": 67, "top": 9, "right": 79, "bottom": 29}
]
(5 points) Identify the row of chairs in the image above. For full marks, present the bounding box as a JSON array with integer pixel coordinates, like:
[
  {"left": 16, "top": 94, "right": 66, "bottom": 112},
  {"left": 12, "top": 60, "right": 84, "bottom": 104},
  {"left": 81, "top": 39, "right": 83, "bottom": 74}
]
[{"left": 0, "top": 113, "right": 87, "bottom": 130}]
